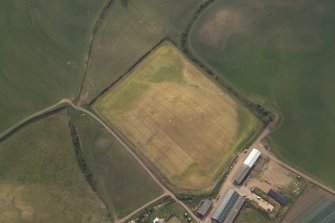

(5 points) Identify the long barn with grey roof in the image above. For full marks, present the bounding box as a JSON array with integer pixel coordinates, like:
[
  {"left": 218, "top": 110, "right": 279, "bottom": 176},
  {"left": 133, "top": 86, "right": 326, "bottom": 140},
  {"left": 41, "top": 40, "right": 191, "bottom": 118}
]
[
  {"left": 234, "top": 148, "right": 261, "bottom": 185},
  {"left": 211, "top": 189, "right": 239, "bottom": 223},
  {"left": 223, "top": 196, "right": 246, "bottom": 223},
  {"left": 197, "top": 199, "right": 213, "bottom": 218}
]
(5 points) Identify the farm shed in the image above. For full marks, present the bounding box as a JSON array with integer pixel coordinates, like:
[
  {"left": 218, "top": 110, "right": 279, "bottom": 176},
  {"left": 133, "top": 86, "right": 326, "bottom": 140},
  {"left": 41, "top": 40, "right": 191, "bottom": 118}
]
[
  {"left": 268, "top": 189, "right": 288, "bottom": 206},
  {"left": 234, "top": 165, "right": 250, "bottom": 185},
  {"left": 211, "top": 189, "right": 239, "bottom": 223},
  {"left": 223, "top": 196, "right": 246, "bottom": 223},
  {"left": 234, "top": 148, "right": 261, "bottom": 185},
  {"left": 244, "top": 148, "right": 261, "bottom": 167},
  {"left": 197, "top": 199, "right": 213, "bottom": 218}
]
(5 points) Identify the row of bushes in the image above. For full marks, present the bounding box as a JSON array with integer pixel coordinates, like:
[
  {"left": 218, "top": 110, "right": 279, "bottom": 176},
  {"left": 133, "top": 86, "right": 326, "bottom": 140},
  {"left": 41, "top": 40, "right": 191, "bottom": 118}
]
[
  {"left": 68, "top": 119, "right": 97, "bottom": 192},
  {"left": 75, "top": 0, "right": 116, "bottom": 103},
  {"left": 88, "top": 37, "right": 168, "bottom": 106}
]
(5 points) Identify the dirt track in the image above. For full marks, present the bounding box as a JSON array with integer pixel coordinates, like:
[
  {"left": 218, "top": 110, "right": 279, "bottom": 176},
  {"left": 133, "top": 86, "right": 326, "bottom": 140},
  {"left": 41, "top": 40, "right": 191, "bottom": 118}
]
[
  {"left": 198, "top": 117, "right": 335, "bottom": 223},
  {"left": 253, "top": 123, "right": 335, "bottom": 197},
  {"left": 3, "top": 100, "right": 335, "bottom": 223},
  {"left": 69, "top": 100, "right": 199, "bottom": 222}
]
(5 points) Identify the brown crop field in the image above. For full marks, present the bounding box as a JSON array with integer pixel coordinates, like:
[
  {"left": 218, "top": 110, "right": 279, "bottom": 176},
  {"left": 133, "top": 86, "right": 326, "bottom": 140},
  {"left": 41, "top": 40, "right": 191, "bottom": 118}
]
[
  {"left": 282, "top": 184, "right": 335, "bottom": 223},
  {"left": 94, "top": 43, "right": 260, "bottom": 191}
]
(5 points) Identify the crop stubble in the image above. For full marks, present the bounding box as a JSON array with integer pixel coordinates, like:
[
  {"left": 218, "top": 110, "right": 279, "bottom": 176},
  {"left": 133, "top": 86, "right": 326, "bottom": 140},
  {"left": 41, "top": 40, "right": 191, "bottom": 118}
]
[{"left": 94, "top": 44, "right": 258, "bottom": 190}]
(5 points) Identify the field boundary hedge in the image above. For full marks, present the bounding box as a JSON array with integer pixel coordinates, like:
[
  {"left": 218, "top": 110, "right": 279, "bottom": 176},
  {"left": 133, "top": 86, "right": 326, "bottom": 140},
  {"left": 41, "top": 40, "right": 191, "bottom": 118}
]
[
  {"left": 75, "top": 0, "right": 116, "bottom": 102},
  {"left": 67, "top": 112, "right": 113, "bottom": 219},
  {"left": 178, "top": 0, "right": 275, "bottom": 124},
  {"left": 88, "top": 37, "right": 168, "bottom": 106}
]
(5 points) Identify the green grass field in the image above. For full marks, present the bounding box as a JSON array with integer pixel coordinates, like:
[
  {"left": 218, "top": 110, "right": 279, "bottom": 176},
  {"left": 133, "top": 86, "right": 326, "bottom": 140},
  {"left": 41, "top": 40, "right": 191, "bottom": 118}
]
[
  {"left": 235, "top": 208, "right": 270, "bottom": 223},
  {"left": 68, "top": 108, "right": 163, "bottom": 219},
  {"left": 80, "top": 0, "right": 205, "bottom": 102},
  {"left": 0, "top": 0, "right": 105, "bottom": 134},
  {"left": 0, "top": 111, "right": 109, "bottom": 223},
  {"left": 94, "top": 43, "right": 260, "bottom": 191},
  {"left": 189, "top": 0, "right": 335, "bottom": 186}
]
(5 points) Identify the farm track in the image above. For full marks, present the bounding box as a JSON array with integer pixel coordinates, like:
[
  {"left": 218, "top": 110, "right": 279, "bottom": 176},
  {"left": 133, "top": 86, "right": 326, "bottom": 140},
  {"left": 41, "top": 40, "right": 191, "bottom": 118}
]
[
  {"left": 0, "top": 98, "right": 197, "bottom": 222},
  {"left": 68, "top": 100, "right": 199, "bottom": 222},
  {"left": 0, "top": 99, "right": 70, "bottom": 142},
  {"left": 2, "top": 99, "right": 335, "bottom": 222}
]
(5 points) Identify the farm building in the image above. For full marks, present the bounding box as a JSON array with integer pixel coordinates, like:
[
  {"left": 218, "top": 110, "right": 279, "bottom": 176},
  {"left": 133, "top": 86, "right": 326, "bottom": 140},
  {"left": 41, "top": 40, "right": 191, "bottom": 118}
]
[
  {"left": 234, "top": 148, "right": 261, "bottom": 185},
  {"left": 211, "top": 189, "right": 239, "bottom": 223},
  {"left": 268, "top": 189, "right": 288, "bottom": 206},
  {"left": 197, "top": 199, "right": 213, "bottom": 218},
  {"left": 234, "top": 165, "right": 250, "bottom": 185},
  {"left": 153, "top": 217, "right": 165, "bottom": 223},
  {"left": 223, "top": 196, "right": 246, "bottom": 223}
]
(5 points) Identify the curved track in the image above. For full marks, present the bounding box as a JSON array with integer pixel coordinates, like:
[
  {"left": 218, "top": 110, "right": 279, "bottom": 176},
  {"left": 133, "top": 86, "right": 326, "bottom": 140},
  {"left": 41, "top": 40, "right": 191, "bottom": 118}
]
[{"left": 2, "top": 100, "right": 335, "bottom": 223}]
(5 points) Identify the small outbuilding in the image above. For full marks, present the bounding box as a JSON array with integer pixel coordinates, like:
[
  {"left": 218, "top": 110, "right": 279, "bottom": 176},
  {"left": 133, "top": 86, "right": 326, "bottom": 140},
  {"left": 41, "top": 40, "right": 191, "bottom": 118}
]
[
  {"left": 268, "top": 189, "right": 288, "bottom": 206},
  {"left": 197, "top": 199, "right": 213, "bottom": 218}
]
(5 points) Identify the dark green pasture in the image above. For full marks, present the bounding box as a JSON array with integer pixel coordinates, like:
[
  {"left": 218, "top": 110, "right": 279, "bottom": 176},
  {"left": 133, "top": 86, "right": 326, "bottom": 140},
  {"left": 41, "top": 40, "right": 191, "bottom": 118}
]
[
  {"left": 0, "top": 0, "right": 105, "bottom": 134},
  {"left": 189, "top": 0, "right": 335, "bottom": 186},
  {"left": 81, "top": 0, "right": 205, "bottom": 102}
]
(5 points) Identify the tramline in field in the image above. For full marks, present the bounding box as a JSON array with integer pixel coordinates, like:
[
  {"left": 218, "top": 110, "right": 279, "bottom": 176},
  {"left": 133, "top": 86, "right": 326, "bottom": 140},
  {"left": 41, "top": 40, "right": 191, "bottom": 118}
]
[{"left": 94, "top": 43, "right": 260, "bottom": 191}]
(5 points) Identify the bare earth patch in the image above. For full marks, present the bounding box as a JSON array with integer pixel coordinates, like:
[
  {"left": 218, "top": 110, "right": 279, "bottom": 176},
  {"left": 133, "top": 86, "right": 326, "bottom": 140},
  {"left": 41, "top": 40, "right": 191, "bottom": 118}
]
[
  {"left": 282, "top": 184, "right": 335, "bottom": 223},
  {"left": 0, "top": 184, "right": 33, "bottom": 222},
  {"left": 247, "top": 159, "right": 294, "bottom": 192}
]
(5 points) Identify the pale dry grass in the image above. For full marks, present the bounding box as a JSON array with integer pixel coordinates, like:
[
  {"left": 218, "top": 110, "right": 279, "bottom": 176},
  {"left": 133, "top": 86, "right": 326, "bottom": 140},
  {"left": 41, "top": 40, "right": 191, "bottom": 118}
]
[
  {"left": 95, "top": 44, "right": 258, "bottom": 190},
  {"left": 200, "top": 7, "right": 250, "bottom": 47}
]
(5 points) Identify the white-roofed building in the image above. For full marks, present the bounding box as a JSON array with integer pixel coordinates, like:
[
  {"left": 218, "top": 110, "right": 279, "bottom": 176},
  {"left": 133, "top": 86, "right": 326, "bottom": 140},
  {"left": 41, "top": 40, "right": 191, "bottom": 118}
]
[
  {"left": 234, "top": 148, "right": 261, "bottom": 185},
  {"left": 243, "top": 148, "right": 261, "bottom": 167},
  {"left": 153, "top": 217, "right": 165, "bottom": 223}
]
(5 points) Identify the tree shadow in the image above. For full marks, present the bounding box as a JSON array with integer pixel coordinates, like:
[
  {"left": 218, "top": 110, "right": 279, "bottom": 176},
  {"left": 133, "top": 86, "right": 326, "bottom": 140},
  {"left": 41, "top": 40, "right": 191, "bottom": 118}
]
[{"left": 121, "top": 0, "right": 128, "bottom": 7}]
